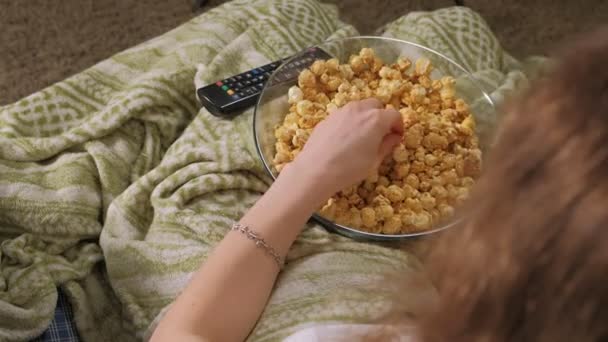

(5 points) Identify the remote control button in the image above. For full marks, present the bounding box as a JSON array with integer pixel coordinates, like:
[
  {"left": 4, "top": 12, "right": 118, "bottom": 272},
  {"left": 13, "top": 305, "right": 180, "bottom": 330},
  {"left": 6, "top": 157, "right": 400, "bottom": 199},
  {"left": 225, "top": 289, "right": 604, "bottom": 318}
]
[
  {"left": 227, "top": 89, "right": 235, "bottom": 95},
  {"left": 244, "top": 87, "right": 256, "bottom": 95},
  {"left": 238, "top": 91, "right": 246, "bottom": 97},
  {"left": 245, "top": 73, "right": 253, "bottom": 78},
  {"left": 236, "top": 75, "right": 243, "bottom": 80},
  {"left": 252, "top": 69, "right": 260, "bottom": 75},
  {"left": 244, "top": 80, "right": 252, "bottom": 86},
  {"left": 227, "top": 77, "right": 236, "bottom": 83},
  {"left": 236, "top": 81, "right": 244, "bottom": 87},
  {"left": 216, "top": 81, "right": 223, "bottom": 86},
  {"left": 221, "top": 85, "right": 229, "bottom": 91},
  {"left": 283, "top": 70, "right": 295, "bottom": 79},
  {"left": 231, "top": 94, "right": 240, "bottom": 100}
]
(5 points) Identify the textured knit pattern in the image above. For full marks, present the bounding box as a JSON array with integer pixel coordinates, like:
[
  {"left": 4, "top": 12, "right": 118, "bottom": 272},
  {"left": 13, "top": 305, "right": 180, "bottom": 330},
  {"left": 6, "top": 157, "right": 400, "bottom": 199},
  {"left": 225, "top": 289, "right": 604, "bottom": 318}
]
[{"left": 0, "top": 1, "right": 535, "bottom": 341}]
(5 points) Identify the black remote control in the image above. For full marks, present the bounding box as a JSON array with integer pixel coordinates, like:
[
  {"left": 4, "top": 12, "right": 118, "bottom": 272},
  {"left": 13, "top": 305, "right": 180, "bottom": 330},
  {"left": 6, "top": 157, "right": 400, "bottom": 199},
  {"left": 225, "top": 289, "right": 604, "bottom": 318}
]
[{"left": 197, "top": 47, "right": 332, "bottom": 117}]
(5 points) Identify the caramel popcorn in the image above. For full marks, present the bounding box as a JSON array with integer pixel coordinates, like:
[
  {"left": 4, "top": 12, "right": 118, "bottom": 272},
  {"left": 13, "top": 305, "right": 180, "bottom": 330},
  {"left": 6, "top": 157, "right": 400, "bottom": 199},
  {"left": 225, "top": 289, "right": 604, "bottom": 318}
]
[{"left": 273, "top": 48, "right": 482, "bottom": 234}]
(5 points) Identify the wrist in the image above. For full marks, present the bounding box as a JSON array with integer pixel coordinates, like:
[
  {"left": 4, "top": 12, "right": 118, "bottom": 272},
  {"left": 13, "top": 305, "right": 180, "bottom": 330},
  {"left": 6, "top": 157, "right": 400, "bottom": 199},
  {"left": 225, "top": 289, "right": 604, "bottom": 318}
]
[{"left": 275, "top": 161, "right": 334, "bottom": 210}]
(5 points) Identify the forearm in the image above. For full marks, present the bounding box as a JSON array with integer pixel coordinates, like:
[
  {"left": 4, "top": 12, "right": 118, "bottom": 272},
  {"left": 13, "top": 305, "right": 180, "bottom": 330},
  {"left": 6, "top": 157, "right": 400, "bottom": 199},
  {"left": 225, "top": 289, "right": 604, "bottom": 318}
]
[{"left": 151, "top": 164, "right": 331, "bottom": 342}]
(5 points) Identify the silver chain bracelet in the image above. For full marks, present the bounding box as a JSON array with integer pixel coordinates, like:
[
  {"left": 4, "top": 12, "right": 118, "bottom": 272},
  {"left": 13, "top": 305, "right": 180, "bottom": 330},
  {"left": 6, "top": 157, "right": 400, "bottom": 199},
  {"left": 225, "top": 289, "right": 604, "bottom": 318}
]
[{"left": 231, "top": 223, "right": 284, "bottom": 269}]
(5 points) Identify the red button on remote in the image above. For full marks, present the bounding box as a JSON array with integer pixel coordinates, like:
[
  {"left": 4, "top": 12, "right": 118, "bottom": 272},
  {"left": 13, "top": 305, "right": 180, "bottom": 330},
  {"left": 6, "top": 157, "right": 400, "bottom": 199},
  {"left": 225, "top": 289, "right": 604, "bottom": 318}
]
[{"left": 216, "top": 81, "right": 223, "bottom": 86}]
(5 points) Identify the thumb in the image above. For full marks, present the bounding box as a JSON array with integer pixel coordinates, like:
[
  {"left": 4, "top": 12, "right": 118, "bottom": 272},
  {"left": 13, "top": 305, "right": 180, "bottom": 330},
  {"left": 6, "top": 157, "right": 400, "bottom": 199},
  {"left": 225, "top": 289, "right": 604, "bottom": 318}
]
[{"left": 377, "top": 133, "right": 402, "bottom": 163}]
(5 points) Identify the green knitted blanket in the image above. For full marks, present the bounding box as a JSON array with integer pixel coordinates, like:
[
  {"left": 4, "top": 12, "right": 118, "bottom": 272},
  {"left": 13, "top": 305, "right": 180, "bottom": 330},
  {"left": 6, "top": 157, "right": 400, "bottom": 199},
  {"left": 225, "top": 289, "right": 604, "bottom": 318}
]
[{"left": 0, "top": 1, "right": 534, "bottom": 340}]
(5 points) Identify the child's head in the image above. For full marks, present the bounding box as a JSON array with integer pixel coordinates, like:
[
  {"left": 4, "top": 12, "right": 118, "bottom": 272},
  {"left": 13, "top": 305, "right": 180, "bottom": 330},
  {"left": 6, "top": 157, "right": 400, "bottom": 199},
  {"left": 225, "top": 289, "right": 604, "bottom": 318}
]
[{"left": 418, "top": 27, "right": 608, "bottom": 342}]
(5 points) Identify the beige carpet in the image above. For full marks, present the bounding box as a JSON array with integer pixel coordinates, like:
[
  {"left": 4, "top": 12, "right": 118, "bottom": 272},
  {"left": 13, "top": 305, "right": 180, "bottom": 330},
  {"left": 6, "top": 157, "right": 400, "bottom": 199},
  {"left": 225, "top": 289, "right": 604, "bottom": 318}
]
[{"left": 1, "top": 0, "right": 606, "bottom": 105}]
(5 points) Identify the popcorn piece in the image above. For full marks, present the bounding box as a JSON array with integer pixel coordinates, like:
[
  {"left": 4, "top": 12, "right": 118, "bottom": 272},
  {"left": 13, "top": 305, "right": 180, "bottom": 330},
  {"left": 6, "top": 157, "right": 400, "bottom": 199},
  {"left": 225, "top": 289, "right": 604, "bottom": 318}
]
[
  {"left": 326, "top": 102, "right": 338, "bottom": 113},
  {"left": 315, "top": 92, "right": 330, "bottom": 105},
  {"left": 410, "top": 85, "right": 427, "bottom": 104},
  {"left": 274, "top": 150, "right": 291, "bottom": 164},
  {"left": 333, "top": 93, "right": 349, "bottom": 107},
  {"left": 440, "top": 86, "right": 456, "bottom": 101},
  {"left": 377, "top": 176, "right": 390, "bottom": 187},
  {"left": 423, "top": 132, "right": 449, "bottom": 150},
  {"left": 404, "top": 124, "right": 424, "bottom": 149},
  {"left": 296, "top": 100, "right": 314, "bottom": 116},
  {"left": 405, "top": 198, "right": 423, "bottom": 212},
  {"left": 420, "top": 192, "right": 436, "bottom": 210},
  {"left": 326, "top": 76, "right": 342, "bottom": 91},
  {"left": 424, "top": 154, "right": 438, "bottom": 167},
  {"left": 431, "top": 79, "right": 442, "bottom": 91},
  {"left": 415, "top": 58, "right": 432, "bottom": 76},
  {"left": 349, "top": 207, "right": 363, "bottom": 227},
  {"left": 276, "top": 141, "right": 290, "bottom": 154},
  {"left": 339, "top": 64, "right": 355, "bottom": 80},
  {"left": 412, "top": 211, "right": 432, "bottom": 230},
  {"left": 375, "top": 204, "right": 394, "bottom": 220},
  {"left": 371, "top": 57, "right": 384, "bottom": 73},
  {"left": 394, "top": 163, "right": 411, "bottom": 179},
  {"left": 326, "top": 58, "right": 340, "bottom": 72},
  {"left": 396, "top": 57, "right": 412, "bottom": 72},
  {"left": 310, "top": 60, "right": 327, "bottom": 76},
  {"left": 372, "top": 194, "right": 391, "bottom": 206},
  {"left": 431, "top": 185, "right": 448, "bottom": 199},
  {"left": 405, "top": 174, "right": 420, "bottom": 189},
  {"left": 359, "top": 48, "right": 375, "bottom": 63},
  {"left": 298, "top": 69, "right": 316, "bottom": 89},
  {"left": 361, "top": 207, "right": 377, "bottom": 228},
  {"left": 292, "top": 129, "right": 310, "bottom": 148},
  {"left": 349, "top": 55, "right": 366, "bottom": 73},
  {"left": 275, "top": 125, "right": 295, "bottom": 142},
  {"left": 441, "top": 76, "right": 455, "bottom": 87},
  {"left": 352, "top": 78, "right": 366, "bottom": 89},
  {"left": 410, "top": 161, "right": 426, "bottom": 174},
  {"left": 418, "top": 76, "right": 432, "bottom": 89},
  {"left": 288, "top": 86, "right": 304, "bottom": 104},
  {"left": 338, "top": 82, "right": 351, "bottom": 93},
  {"left": 375, "top": 88, "right": 392, "bottom": 103},
  {"left": 455, "top": 99, "right": 469, "bottom": 113},
  {"left": 383, "top": 215, "right": 402, "bottom": 234},
  {"left": 320, "top": 199, "right": 337, "bottom": 220},
  {"left": 440, "top": 169, "right": 459, "bottom": 186},
  {"left": 386, "top": 185, "right": 406, "bottom": 203},
  {"left": 438, "top": 203, "right": 454, "bottom": 218},
  {"left": 419, "top": 181, "right": 431, "bottom": 192}
]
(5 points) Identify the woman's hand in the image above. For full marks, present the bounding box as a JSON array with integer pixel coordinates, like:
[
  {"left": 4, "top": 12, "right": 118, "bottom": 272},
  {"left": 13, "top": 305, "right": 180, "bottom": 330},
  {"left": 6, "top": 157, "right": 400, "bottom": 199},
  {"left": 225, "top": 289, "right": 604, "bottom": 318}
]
[{"left": 291, "top": 98, "right": 404, "bottom": 197}]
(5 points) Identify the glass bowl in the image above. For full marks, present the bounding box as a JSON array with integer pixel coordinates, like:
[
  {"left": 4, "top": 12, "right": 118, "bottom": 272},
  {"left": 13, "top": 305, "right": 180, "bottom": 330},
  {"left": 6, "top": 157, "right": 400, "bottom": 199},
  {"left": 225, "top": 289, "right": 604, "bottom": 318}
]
[{"left": 253, "top": 36, "right": 495, "bottom": 241}]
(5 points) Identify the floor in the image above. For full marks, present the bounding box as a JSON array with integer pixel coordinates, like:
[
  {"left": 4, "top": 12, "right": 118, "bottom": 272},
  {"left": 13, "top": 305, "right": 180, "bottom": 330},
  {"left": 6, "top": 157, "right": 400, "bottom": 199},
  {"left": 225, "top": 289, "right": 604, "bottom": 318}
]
[{"left": 1, "top": 0, "right": 606, "bottom": 105}]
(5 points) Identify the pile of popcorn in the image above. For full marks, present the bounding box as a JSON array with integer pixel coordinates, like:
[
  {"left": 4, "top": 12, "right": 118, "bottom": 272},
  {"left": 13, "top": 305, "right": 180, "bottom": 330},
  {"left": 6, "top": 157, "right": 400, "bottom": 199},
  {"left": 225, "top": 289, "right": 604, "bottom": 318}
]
[{"left": 273, "top": 48, "right": 482, "bottom": 234}]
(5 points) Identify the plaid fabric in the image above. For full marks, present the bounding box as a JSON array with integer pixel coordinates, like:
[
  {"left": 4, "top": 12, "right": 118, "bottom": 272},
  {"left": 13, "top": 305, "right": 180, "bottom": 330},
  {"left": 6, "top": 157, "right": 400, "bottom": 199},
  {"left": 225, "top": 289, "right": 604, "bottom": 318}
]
[{"left": 32, "top": 289, "right": 79, "bottom": 342}]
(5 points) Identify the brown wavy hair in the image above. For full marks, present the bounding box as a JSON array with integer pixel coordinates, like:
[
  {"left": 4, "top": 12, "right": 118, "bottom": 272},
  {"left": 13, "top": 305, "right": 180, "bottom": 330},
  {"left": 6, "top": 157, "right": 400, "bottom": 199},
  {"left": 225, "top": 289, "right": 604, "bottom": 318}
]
[{"left": 412, "top": 27, "right": 608, "bottom": 342}]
